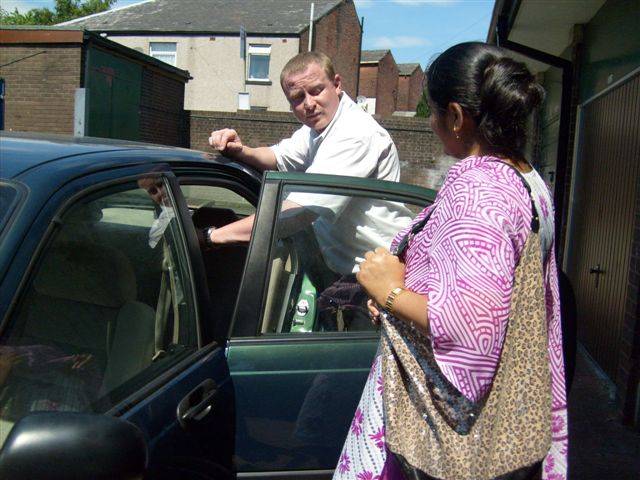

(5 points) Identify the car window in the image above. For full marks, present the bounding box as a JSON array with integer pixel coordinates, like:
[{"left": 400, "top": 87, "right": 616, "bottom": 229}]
[
  {"left": 0, "top": 176, "right": 198, "bottom": 445},
  {"left": 258, "top": 186, "right": 422, "bottom": 335},
  {"left": 179, "top": 182, "right": 256, "bottom": 338},
  {"left": 180, "top": 185, "right": 255, "bottom": 216}
]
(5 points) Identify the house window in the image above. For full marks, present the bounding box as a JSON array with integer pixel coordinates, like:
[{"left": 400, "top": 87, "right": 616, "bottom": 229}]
[
  {"left": 149, "top": 42, "right": 177, "bottom": 66},
  {"left": 248, "top": 44, "right": 271, "bottom": 81}
]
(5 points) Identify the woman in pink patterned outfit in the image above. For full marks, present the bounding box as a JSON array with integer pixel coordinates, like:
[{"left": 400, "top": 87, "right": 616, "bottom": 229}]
[{"left": 334, "top": 42, "right": 567, "bottom": 480}]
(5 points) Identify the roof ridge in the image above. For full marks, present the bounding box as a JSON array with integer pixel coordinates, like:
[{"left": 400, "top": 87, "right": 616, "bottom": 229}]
[{"left": 59, "top": 0, "right": 345, "bottom": 36}]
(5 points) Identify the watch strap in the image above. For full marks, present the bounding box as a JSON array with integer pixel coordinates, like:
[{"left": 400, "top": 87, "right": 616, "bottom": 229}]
[{"left": 385, "top": 286, "right": 406, "bottom": 313}]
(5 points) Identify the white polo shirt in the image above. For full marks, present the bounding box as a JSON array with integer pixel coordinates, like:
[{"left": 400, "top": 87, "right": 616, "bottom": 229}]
[{"left": 270, "top": 93, "right": 412, "bottom": 274}]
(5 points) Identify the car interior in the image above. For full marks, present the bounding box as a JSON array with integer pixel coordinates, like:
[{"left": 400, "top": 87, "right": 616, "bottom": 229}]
[
  {"left": 0, "top": 183, "right": 194, "bottom": 443},
  {"left": 182, "top": 182, "right": 374, "bottom": 337}
]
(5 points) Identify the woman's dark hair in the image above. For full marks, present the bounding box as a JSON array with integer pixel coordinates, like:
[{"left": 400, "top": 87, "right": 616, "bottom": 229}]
[{"left": 426, "top": 42, "right": 545, "bottom": 160}]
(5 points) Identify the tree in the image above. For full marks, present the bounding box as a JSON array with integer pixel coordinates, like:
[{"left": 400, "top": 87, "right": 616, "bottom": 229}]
[
  {"left": 1, "top": 0, "right": 115, "bottom": 25},
  {"left": 415, "top": 90, "right": 431, "bottom": 118}
]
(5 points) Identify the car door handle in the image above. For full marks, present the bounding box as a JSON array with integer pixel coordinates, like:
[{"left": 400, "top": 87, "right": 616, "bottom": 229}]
[{"left": 177, "top": 379, "right": 218, "bottom": 428}]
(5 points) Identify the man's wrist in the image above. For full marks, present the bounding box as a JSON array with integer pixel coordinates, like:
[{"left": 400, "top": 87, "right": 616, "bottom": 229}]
[{"left": 204, "top": 226, "right": 216, "bottom": 248}]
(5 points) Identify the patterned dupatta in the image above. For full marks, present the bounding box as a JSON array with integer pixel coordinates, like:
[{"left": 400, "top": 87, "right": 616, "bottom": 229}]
[{"left": 381, "top": 165, "right": 552, "bottom": 480}]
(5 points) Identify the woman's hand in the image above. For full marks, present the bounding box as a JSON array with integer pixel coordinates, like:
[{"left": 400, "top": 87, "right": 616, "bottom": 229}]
[
  {"left": 367, "top": 299, "right": 382, "bottom": 325},
  {"left": 357, "top": 247, "right": 406, "bottom": 306}
]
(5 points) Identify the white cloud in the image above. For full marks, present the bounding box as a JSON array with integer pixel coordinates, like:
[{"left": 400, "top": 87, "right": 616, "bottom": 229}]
[{"left": 372, "top": 35, "right": 431, "bottom": 49}]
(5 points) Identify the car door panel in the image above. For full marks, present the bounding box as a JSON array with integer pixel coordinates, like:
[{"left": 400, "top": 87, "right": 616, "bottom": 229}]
[
  {"left": 228, "top": 335, "right": 378, "bottom": 473},
  {"left": 121, "top": 344, "right": 235, "bottom": 479}
]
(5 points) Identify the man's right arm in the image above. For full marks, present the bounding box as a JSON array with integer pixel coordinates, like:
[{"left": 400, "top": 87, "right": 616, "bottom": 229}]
[{"left": 209, "top": 128, "right": 277, "bottom": 171}]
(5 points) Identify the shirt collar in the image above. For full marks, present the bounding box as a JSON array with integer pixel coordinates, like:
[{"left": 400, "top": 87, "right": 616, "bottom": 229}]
[{"left": 310, "top": 92, "right": 348, "bottom": 142}]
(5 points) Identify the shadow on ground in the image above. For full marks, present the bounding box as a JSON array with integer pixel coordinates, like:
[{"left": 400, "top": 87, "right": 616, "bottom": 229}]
[{"left": 568, "top": 347, "right": 640, "bottom": 479}]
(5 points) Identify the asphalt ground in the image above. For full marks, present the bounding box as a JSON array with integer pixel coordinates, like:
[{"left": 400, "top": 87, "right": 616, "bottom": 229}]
[{"left": 568, "top": 347, "right": 640, "bottom": 479}]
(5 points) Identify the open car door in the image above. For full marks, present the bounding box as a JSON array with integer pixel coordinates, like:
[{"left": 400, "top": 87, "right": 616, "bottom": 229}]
[{"left": 227, "top": 172, "right": 436, "bottom": 479}]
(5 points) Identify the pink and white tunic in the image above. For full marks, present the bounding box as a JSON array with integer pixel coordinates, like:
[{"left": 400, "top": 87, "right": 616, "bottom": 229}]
[{"left": 334, "top": 155, "right": 568, "bottom": 480}]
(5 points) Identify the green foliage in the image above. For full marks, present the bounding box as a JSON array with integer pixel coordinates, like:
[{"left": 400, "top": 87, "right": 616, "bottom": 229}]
[
  {"left": 1, "top": 0, "right": 115, "bottom": 25},
  {"left": 415, "top": 90, "right": 431, "bottom": 118}
]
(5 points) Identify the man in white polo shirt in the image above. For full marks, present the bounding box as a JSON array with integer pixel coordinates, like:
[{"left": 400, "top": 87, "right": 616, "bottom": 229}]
[{"left": 207, "top": 51, "right": 409, "bottom": 275}]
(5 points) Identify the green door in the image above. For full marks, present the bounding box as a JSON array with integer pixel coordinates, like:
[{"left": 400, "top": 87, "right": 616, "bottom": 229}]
[
  {"left": 228, "top": 172, "right": 436, "bottom": 477},
  {"left": 85, "top": 46, "right": 142, "bottom": 141}
]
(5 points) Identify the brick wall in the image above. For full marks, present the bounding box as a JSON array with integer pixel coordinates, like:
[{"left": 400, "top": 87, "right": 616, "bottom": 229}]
[
  {"left": 299, "top": 0, "right": 361, "bottom": 99},
  {"left": 139, "top": 68, "right": 189, "bottom": 147},
  {"left": 358, "top": 64, "right": 377, "bottom": 98},
  {"left": 397, "top": 75, "right": 410, "bottom": 111},
  {"left": 1, "top": 44, "right": 81, "bottom": 134},
  {"left": 190, "top": 110, "right": 450, "bottom": 190},
  {"left": 407, "top": 68, "right": 424, "bottom": 112},
  {"left": 375, "top": 52, "right": 398, "bottom": 116}
]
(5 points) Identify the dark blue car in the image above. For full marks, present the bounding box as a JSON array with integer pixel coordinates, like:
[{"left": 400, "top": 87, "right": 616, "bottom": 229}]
[{"left": 0, "top": 133, "right": 435, "bottom": 479}]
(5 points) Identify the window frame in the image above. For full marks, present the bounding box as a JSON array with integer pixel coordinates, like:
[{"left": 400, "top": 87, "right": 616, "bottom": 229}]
[
  {"left": 247, "top": 44, "right": 271, "bottom": 82},
  {"left": 1, "top": 173, "right": 198, "bottom": 393},
  {"left": 230, "top": 172, "right": 436, "bottom": 339},
  {"left": 149, "top": 41, "right": 177, "bottom": 66},
  {"left": 0, "top": 165, "right": 217, "bottom": 416}
]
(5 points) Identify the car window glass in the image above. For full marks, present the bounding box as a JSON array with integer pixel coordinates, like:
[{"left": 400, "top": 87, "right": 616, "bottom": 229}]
[
  {"left": 180, "top": 185, "right": 255, "bottom": 216},
  {"left": 259, "top": 187, "right": 421, "bottom": 335},
  {"left": 180, "top": 183, "right": 255, "bottom": 338},
  {"left": 0, "top": 176, "right": 198, "bottom": 446}
]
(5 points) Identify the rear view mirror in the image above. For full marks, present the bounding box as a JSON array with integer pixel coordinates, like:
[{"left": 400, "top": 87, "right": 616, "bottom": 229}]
[{"left": 0, "top": 412, "right": 147, "bottom": 480}]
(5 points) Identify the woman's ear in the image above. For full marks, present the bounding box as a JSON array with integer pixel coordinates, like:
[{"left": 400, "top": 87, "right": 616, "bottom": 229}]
[{"left": 447, "top": 102, "right": 465, "bottom": 135}]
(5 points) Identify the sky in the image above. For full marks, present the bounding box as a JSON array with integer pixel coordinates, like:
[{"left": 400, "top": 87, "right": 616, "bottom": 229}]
[{"left": 3, "top": 0, "right": 496, "bottom": 68}]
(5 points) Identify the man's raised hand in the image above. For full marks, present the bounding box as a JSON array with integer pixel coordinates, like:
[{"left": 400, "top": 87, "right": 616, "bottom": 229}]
[{"left": 209, "top": 128, "right": 244, "bottom": 157}]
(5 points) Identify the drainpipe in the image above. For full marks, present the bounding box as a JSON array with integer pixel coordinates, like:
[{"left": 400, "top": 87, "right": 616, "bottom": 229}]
[
  {"left": 308, "top": 2, "right": 315, "bottom": 51},
  {"left": 497, "top": 14, "right": 573, "bottom": 260},
  {"left": 355, "top": 16, "right": 364, "bottom": 98}
]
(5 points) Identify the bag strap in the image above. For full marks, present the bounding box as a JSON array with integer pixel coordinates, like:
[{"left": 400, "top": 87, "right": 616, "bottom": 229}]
[{"left": 394, "top": 160, "right": 540, "bottom": 258}]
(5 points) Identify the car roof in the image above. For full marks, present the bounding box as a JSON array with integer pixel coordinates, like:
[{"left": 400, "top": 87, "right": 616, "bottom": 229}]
[{"left": 0, "top": 132, "right": 252, "bottom": 180}]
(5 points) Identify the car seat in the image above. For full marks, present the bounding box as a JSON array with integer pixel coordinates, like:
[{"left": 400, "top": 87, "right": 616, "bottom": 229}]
[{"left": 17, "top": 240, "right": 155, "bottom": 398}]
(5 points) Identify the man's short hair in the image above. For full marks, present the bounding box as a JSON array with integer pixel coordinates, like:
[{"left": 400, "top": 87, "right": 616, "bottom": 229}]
[{"left": 280, "top": 51, "right": 336, "bottom": 88}]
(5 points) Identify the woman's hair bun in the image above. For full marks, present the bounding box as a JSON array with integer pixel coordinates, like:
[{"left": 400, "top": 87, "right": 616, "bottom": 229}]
[
  {"left": 426, "top": 42, "right": 546, "bottom": 160},
  {"left": 481, "top": 56, "right": 546, "bottom": 112}
]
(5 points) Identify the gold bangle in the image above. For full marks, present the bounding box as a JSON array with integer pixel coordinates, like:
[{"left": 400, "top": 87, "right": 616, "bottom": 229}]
[{"left": 384, "top": 286, "right": 406, "bottom": 313}]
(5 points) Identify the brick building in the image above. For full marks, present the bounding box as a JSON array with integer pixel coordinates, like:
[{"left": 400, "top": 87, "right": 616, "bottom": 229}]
[
  {"left": 358, "top": 49, "right": 399, "bottom": 117},
  {"left": 396, "top": 63, "right": 424, "bottom": 113},
  {"left": 0, "top": 26, "right": 190, "bottom": 146},
  {"left": 64, "top": 0, "right": 362, "bottom": 113}
]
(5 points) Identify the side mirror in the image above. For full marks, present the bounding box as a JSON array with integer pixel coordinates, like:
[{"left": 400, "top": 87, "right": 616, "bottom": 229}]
[{"left": 0, "top": 412, "right": 147, "bottom": 480}]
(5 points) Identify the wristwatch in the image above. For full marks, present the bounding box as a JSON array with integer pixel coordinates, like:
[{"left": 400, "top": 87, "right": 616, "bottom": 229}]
[
  {"left": 203, "top": 226, "right": 216, "bottom": 249},
  {"left": 384, "top": 286, "right": 406, "bottom": 314}
]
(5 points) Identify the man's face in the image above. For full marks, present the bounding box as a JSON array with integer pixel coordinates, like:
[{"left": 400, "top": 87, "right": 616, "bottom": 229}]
[
  {"left": 282, "top": 62, "right": 342, "bottom": 133},
  {"left": 138, "top": 176, "right": 167, "bottom": 206}
]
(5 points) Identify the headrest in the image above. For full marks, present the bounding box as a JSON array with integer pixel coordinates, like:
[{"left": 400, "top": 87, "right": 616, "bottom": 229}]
[{"left": 33, "top": 241, "right": 136, "bottom": 308}]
